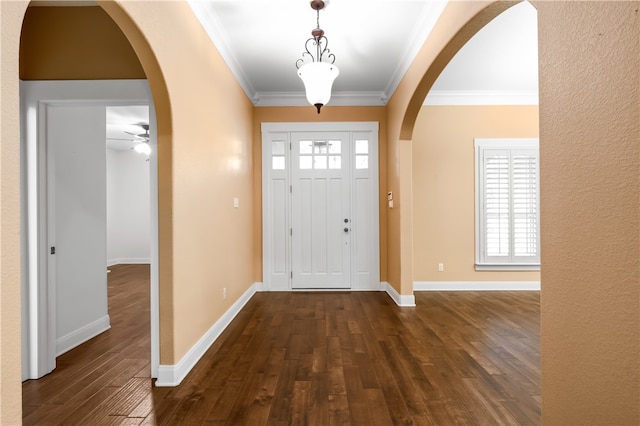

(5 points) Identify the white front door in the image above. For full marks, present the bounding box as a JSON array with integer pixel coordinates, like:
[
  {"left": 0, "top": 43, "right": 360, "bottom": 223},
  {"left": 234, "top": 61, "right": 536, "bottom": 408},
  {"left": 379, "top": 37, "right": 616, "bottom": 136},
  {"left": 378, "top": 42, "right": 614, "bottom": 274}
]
[
  {"left": 262, "top": 122, "right": 380, "bottom": 292},
  {"left": 291, "top": 132, "right": 351, "bottom": 289}
]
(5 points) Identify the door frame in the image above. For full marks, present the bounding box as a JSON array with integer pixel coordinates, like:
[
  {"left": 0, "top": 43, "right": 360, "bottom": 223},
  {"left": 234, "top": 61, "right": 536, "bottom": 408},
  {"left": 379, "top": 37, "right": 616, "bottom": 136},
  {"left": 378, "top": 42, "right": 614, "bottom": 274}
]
[
  {"left": 261, "top": 122, "right": 380, "bottom": 291},
  {"left": 20, "top": 80, "right": 160, "bottom": 380}
]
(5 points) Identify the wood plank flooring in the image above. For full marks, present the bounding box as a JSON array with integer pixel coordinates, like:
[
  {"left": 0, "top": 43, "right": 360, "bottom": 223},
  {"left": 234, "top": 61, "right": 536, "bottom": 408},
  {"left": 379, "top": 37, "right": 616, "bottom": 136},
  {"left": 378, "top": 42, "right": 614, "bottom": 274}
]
[{"left": 23, "top": 265, "right": 540, "bottom": 425}]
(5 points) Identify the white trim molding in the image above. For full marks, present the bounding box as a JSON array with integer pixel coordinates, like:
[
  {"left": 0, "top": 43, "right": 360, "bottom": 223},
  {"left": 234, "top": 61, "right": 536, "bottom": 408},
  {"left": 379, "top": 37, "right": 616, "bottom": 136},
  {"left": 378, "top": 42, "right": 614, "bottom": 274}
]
[
  {"left": 383, "top": 282, "right": 416, "bottom": 307},
  {"left": 56, "top": 315, "right": 110, "bottom": 357},
  {"left": 253, "top": 91, "right": 387, "bottom": 107},
  {"left": 155, "top": 282, "right": 260, "bottom": 387},
  {"left": 186, "top": 0, "right": 255, "bottom": 102},
  {"left": 424, "top": 90, "right": 539, "bottom": 106},
  {"left": 414, "top": 281, "right": 541, "bottom": 291},
  {"left": 187, "top": 1, "right": 446, "bottom": 108},
  {"left": 21, "top": 79, "right": 159, "bottom": 381},
  {"left": 107, "top": 258, "right": 151, "bottom": 267}
]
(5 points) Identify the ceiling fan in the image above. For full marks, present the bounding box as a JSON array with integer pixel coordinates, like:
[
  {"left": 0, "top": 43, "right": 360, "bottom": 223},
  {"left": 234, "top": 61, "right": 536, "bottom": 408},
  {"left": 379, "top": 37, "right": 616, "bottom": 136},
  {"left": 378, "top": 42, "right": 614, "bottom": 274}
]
[
  {"left": 107, "top": 123, "right": 151, "bottom": 156},
  {"left": 125, "top": 123, "right": 150, "bottom": 141}
]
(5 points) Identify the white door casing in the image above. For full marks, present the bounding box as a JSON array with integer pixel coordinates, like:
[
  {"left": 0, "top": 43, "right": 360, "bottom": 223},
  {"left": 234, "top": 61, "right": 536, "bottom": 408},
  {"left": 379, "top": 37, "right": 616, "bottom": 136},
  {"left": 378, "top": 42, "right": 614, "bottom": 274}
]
[
  {"left": 20, "top": 80, "right": 159, "bottom": 380},
  {"left": 262, "top": 122, "right": 380, "bottom": 291}
]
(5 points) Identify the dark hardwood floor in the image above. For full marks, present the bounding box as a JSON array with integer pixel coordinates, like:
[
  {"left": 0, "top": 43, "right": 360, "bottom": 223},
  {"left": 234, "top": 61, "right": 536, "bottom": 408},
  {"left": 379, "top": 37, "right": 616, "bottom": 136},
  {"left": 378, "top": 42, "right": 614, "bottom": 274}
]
[{"left": 23, "top": 265, "right": 540, "bottom": 425}]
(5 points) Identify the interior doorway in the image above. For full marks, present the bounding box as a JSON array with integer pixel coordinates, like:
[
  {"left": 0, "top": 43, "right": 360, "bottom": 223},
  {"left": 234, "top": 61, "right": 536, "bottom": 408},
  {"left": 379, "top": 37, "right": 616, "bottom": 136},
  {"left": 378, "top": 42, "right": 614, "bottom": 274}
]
[
  {"left": 106, "top": 105, "right": 152, "bottom": 268},
  {"left": 20, "top": 80, "right": 159, "bottom": 381}
]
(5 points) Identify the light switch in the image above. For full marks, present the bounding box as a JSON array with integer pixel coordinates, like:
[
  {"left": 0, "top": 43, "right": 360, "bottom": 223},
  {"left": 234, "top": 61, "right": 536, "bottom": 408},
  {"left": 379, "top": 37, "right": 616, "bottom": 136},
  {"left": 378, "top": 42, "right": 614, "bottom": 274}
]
[{"left": 233, "top": 197, "right": 239, "bottom": 208}]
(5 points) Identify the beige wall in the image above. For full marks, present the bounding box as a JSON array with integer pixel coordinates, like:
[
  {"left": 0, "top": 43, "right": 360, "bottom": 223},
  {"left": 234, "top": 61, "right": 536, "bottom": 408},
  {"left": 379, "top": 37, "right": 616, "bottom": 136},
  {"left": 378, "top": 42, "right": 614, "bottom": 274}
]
[
  {"left": 98, "top": 1, "right": 255, "bottom": 365},
  {"left": 2, "top": 1, "right": 639, "bottom": 425},
  {"left": 412, "top": 105, "right": 540, "bottom": 282},
  {"left": 385, "top": 0, "right": 509, "bottom": 296},
  {"left": 537, "top": 1, "right": 640, "bottom": 423},
  {"left": 1, "top": 2, "right": 28, "bottom": 422},
  {"left": 20, "top": 6, "right": 145, "bottom": 80},
  {"left": 18, "top": 0, "right": 256, "bottom": 369},
  {"left": 253, "top": 106, "right": 388, "bottom": 283}
]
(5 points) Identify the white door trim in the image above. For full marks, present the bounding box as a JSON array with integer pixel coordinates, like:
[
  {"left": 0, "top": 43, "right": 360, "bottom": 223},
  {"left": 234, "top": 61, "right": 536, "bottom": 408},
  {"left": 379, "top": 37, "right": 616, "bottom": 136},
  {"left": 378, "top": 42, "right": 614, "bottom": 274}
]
[
  {"left": 261, "top": 122, "right": 380, "bottom": 292},
  {"left": 20, "top": 80, "right": 159, "bottom": 380}
]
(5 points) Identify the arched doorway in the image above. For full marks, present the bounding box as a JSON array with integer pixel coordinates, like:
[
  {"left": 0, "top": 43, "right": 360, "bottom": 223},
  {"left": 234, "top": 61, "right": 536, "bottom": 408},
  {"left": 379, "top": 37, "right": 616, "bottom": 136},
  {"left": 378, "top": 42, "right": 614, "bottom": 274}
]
[
  {"left": 389, "top": 1, "right": 640, "bottom": 424},
  {"left": 412, "top": 2, "right": 540, "bottom": 290},
  {"left": 18, "top": 0, "right": 171, "bottom": 387}
]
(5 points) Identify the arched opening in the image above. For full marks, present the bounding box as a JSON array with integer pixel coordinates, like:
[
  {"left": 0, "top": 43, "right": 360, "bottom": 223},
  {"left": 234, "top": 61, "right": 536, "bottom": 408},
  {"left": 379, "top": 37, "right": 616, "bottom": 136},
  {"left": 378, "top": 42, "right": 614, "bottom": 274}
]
[
  {"left": 412, "top": 2, "right": 539, "bottom": 288},
  {"left": 18, "top": 0, "right": 172, "bottom": 408},
  {"left": 5, "top": 0, "right": 261, "bottom": 423},
  {"left": 391, "top": 1, "right": 640, "bottom": 424},
  {"left": 399, "top": 1, "right": 518, "bottom": 141},
  {"left": 386, "top": 0, "right": 542, "bottom": 422}
]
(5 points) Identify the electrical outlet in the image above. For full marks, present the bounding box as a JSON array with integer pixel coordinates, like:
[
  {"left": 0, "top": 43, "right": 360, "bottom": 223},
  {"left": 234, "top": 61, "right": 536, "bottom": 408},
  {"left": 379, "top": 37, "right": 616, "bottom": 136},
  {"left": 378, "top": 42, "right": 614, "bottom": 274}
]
[
  {"left": 233, "top": 197, "right": 239, "bottom": 208},
  {"left": 223, "top": 287, "right": 227, "bottom": 299},
  {"left": 438, "top": 263, "right": 444, "bottom": 272}
]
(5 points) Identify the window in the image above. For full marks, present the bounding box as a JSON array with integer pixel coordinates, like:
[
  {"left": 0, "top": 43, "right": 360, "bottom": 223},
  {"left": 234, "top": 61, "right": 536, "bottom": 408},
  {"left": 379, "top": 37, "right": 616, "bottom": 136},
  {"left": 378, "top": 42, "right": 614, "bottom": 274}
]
[
  {"left": 475, "top": 138, "right": 540, "bottom": 270},
  {"left": 299, "top": 139, "right": 341, "bottom": 170},
  {"left": 355, "top": 139, "right": 369, "bottom": 169},
  {"left": 272, "top": 140, "right": 286, "bottom": 170}
]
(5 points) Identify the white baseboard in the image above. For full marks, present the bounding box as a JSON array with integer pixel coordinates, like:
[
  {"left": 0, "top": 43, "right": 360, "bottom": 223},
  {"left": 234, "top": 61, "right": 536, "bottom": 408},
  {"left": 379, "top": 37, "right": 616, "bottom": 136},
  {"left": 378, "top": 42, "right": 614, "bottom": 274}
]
[
  {"left": 260, "top": 282, "right": 383, "bottom": 292},
  {"left": 107, "top": 258, "right": 151, "bottom": 267},
  {"left": 414, "top": 281, "right": 541, "bottom": 291},
  {"left": 155, "top": 282, "right": 260, "bottom": 387},
  {"left": 56, "top": 315, "right": 111, "bottom": 356},
  {"left": 383, "top": 282, "right": 416, "bottom": 307}
]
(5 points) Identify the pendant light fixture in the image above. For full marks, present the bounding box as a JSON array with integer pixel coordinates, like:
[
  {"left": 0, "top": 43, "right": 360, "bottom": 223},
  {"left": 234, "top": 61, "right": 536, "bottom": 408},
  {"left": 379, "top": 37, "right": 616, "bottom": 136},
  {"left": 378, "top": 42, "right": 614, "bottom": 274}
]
[{"left": 296, "top": 0, "right": 339, "bottom": 114}]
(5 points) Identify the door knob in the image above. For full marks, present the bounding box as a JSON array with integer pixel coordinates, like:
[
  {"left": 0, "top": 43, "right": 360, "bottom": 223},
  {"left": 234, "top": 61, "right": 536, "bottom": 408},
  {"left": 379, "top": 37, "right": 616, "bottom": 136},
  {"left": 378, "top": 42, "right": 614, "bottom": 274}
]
[
  {"left": 344, "top": 218, "right": 349, "bottom": 223},
  {"left": 344, "top": 227, "right": 350, "bottom": 233}
]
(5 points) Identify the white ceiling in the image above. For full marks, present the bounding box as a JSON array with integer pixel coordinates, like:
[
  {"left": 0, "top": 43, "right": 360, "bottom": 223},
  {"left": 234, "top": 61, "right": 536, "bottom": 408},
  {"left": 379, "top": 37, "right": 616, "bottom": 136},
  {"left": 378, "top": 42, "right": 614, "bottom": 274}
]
[
  {"left": 188, "top": 0, "right": 538, "bottom": 107},
  {"left": 104, "top": 1, "right": 537, "bottom": 146}
]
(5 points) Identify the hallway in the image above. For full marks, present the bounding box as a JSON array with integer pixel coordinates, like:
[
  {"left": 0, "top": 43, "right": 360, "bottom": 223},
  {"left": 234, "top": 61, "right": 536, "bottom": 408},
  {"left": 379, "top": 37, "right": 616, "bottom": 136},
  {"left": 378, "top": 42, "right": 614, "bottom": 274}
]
[
  {"left": 23, "top": 265, "right": 540, "bottom": 425},
  {"left": 23, "top": 264, "right": 152, "bottom": 424}
]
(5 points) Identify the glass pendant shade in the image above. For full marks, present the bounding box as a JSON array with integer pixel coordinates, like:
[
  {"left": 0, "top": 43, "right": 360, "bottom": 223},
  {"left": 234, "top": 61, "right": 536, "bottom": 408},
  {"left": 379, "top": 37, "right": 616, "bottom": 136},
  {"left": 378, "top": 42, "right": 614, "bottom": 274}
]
[
  {"left": 134, "top": 142, "right": 151, "bottom": 155},
  {"left": 297, "top": 62, "right": 339, "bottom": 113}
]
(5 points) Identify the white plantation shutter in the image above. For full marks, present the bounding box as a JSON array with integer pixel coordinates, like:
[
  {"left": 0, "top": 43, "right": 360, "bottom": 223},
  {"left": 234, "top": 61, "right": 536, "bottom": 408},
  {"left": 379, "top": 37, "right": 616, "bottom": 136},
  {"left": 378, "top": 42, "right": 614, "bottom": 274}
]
[
  {"left": 476, "top": 139, "right": 539, "bottom": 267},
  {"left": 483, "top": 150, "right": 510, "bottom": 259},
  {"left": 512, "top": 151, "right": 538, "bottom": 261}
]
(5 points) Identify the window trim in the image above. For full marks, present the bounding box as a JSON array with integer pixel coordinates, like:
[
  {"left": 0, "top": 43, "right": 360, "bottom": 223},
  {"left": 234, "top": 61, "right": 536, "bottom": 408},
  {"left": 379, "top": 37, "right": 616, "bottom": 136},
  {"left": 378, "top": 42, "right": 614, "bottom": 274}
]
[{"left": 474, "top": 138, "right": 540, "bottom": 271}]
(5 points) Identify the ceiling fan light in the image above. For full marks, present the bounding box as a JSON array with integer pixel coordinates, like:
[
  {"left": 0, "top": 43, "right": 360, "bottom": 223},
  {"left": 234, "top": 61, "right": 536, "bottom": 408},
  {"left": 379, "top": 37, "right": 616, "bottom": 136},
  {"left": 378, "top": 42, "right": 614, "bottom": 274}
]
[
  {"left": 298, "top": 62, "right": 339, "bottom": 113},
  {"left": 134, "top": 142, "right": 151, "bottom": 155}
]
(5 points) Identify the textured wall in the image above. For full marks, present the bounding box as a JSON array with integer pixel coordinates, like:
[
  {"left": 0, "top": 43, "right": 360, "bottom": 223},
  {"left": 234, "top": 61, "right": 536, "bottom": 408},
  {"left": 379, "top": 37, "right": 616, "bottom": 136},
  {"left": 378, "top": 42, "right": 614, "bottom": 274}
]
[
  {"left": 538, "top": 1, "right": 640, "bottom": 423},
  {"left": 412, "top": 105, "right": 540, "bottom": 282}
]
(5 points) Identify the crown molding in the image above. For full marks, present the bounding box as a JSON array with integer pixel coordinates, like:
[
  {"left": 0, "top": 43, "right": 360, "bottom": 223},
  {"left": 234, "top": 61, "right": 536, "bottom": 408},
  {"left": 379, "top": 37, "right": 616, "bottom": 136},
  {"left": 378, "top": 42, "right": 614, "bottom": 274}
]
[
  {"left": 383, "top": 0, "right": 448, "bottom": 100},
  {"left": 187, "top": 0, "right": 256, "bottom": 101},
  {"left": 424, "top": 90, "right": 539, "bottom": 106},
  {"left": 253, "top": 91, "right": 387, "bottom": 107},
  {"left": 189, "top": 1, "right": 536, "bottom": 108},
  {"left": 188, "top": 0, "right": 449, "bottom": 108}
]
